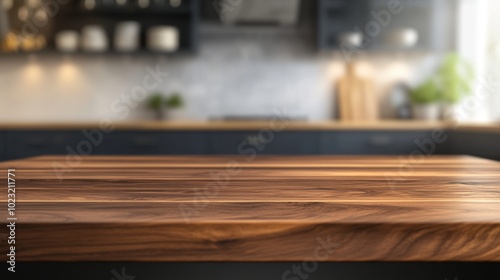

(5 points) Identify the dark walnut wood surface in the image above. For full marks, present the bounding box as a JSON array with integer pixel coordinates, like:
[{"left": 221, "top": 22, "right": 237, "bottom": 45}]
[{"left": 1, "top": 155, "right": 499, "bottom": 262}]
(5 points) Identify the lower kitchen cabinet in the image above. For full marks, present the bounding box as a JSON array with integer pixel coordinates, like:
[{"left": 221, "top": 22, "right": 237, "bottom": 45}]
[
  {"left": 1, "top": 129, "right": 498, "bottom": 161},
  {"left": 91, "top": 132, "right": 206, "bottom": 155},
  {"left": 319, "top": 131, "right": 446, "bottom": 155},
  {"left": 0, "top": 132, "right": 6, "bottom": 161},
  {"left": 208, "top": 132, "right": 320, "bottom": 155},
  {"left": 87, "top": 132, "right": 165, "bottom": 155},
  {"left": 446, "top": 131, "right": 500, "bottom": 161},
  {"left": 6, "top": 131, "right": 85, "bottom": 160},
  {"left": 6, "top": 131, "right": 207, "bottom": 159},
  {"left": 161, "top": 132, "right": 207, "bottom": 154}
]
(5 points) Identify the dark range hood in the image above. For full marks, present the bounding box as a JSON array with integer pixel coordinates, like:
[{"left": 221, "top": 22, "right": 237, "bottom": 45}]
[{"left": 203, "top": 0, "right": 301, "bottom": 26}]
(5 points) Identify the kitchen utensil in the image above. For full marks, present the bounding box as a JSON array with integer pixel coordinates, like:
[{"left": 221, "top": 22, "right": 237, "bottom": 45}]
[
  {"left": 389, "top": 82, "right": 412, "bottom": 119},
  {"left": 114, "top": 21, "right": 140, "bottom": 52},
  {"left": 337, "top": 63, "right": 379, "bottom": 121},
  {"left": 337, "top": 72, "right": 352, "bottom": 120},
  {"left": 147, "top": 26, "right": 179, "bottom": 52},
  {"left": 56, "top": 31, "right": 79, "bottom": 52},
  {"left": 81, "top": 25, "right": 108, "bottom": 52},
  {"left": 360, "top": 77, "right": 378, "bottom": 121}
]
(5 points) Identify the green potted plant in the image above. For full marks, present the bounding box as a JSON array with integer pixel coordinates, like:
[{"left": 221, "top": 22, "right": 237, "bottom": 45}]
[
  {"left": 437, "top": 53, "right": 474, "bottom": 120},
  {"left": 165, "top": 92, "right": 185, "bottom": 120},
  {"left": 410, "top": 78, "right": 441, "bottom": 120},
  {"left": 147, "top": 92, "right": 165, "bottom": 120}
]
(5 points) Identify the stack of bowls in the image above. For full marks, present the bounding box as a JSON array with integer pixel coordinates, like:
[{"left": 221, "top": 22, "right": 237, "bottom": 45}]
[
  {"left": 55, "top": 31, "right": 79, "bottom": 52},
  {"left": 114, "top": 21, "right": 140, "bottom": 52},
  {"left": 147, "top": 26, "right": 179, "bottom": 52},
  {"left": 81, "top": 25, "right": 108, "bottom": 52}
]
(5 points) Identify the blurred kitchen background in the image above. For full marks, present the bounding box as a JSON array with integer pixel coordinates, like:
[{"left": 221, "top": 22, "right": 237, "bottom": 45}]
[{"left": 0, "top": 0, "right": 499, "bottom": 160}]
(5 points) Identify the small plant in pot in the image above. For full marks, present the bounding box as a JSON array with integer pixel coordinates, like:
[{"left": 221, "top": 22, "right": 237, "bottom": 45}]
[
  {"left": 147, "top": 92, "right": 166, "bottom": 120},
  {"left": 410, "top": 79, "right": 441, "bottom": 121},
  {"left": 437, "top": 53, "right": 474, "bottom": 120},
  {"left": 165, "top": 93, "right": 185, "bottom": 120}
]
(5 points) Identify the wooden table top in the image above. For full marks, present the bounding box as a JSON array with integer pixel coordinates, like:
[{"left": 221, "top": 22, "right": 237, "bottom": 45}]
[{"left": 1, "top": 155, "right": 499, "bottom": 262}]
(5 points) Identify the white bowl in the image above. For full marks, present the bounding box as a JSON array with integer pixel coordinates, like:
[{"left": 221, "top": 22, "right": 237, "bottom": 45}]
[
  {"left": 114, "top": 21, "right": 140, "bottom": 51},
  {"left": 81, "top": 25, "right": 109, "bottom": 52},
  {"left": 55, "top": 31, "right": 79, "bottom": 52},
  {"left": 147, "top": 26, "right": 179, "bottom": 52}
]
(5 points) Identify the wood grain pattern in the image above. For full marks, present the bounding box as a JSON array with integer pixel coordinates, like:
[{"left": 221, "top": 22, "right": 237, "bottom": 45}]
[
  {"left": 0, "top": 120, "right": 499, "bottom": 132},
  {"left": 0, "top": 155, "right": 499, "bottom": 262}
]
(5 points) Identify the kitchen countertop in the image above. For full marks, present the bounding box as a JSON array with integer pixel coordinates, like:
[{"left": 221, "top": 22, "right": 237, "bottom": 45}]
[
  {"left": 0, "top": 120, "right": 499, "bottom": 132},
  {"left": 1, "top": 155, "right": 499, "bottom": 262}
]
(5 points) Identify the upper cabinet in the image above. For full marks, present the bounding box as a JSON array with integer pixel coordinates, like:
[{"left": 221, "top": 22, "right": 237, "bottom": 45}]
[
  {"left": 318, "top": 0, "right": 457, "bottom": 52},
  {"left": 317, "top": 0, "right": 370, "bottom": 50},
  {"left": 0, "top": 0, "right": 200, "bottom": 55},
  {"left": 1, "top": 0, "right": 457, "bottom": 55}
]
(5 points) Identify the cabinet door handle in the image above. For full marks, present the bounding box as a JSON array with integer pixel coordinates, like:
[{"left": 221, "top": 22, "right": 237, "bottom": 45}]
[
  {"left": 25, "top": 141, "right": 51, "bottom": 148},
  {"left": 131, "top": 138, "right": 157, "bottom": 147},
  {"left": 246, "top": 135, "right": 266, "bottom": 146},
  {"left": 367, "top": 136, "right": 393, "bottom": 147}
]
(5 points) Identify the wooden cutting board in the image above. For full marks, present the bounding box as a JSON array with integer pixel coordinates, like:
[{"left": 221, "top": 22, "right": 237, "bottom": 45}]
[{"left": 337, "top": 63, "right": 379, "bottom": 121}]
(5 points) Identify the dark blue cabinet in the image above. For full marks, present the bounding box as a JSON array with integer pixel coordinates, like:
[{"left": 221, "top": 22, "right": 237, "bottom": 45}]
[
  {"left": 91, "top": 132, "right": 206, "bottom": 155},
  {"left": 446, "top": 131, "right": 500, "bottom": 161},
  {"left": 318, "top": 0, "right": 370, "bottom": 50},
  {"left": 208, "top": 132, "right": 320, "bottom": 155},
  {"left": 1, "top": 129, "right": 498, "bottom": 161},
  {"left": 160, "top": 132, "right": 207, "bottom": 154},
  {"left": 89, "top": 132, "right": 164, "bottom": 155},
  {"left": 320, "top": 131, "right": 439, "bottom": 155},
  {"left": 4, "top": 131, "right": 207, "bottom": 160},
  {"left": 318, "top": 0, "right": 457, "bottom": 51},
  {"left": 0, "top": 132, "right": 6, "bottom": 161},
  {"left": 6, "top": 131, "right": 84, "bottom": 160},
  {"left": 369, "top": 0, "right": 457, "bottom": 51}
]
